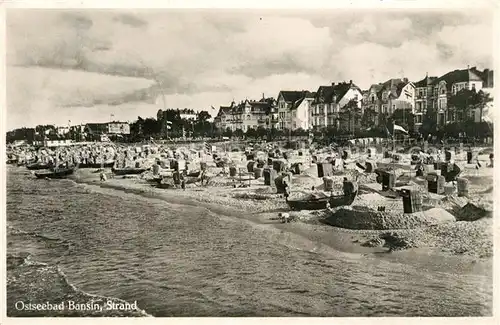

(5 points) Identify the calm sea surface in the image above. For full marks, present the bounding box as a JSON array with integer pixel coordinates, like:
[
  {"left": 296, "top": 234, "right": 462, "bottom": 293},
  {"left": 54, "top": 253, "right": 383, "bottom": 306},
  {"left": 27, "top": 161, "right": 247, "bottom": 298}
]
[{"left": 6, "top": 166, "right": 492, "bottom": 316}]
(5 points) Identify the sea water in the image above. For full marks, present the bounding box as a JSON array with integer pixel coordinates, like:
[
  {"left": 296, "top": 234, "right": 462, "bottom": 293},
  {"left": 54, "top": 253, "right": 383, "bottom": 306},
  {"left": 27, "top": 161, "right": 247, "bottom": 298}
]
[{"left": 6, "top": 166, "right": 492, "bottom": 316}]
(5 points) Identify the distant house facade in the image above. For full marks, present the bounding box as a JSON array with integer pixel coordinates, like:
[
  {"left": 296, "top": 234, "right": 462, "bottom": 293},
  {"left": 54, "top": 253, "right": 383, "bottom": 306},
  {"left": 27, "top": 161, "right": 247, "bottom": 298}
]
[
  {"left": 214, "top": 97, "right": 275, "bottom": 132},
  {"left": 276, "top": 90, "right": 315, "bottom": 130},
  {"left": 361, "top": 84, "right": 383, "bottom": 125},
  {"left": 56, "top": 126, "right": 70, "bottom": 136},
  {"left": 310, "top": 81, "right": 363, "bottom": 130},
  {"left": 85, "top": 123, "right": 108, "bottom": 135},
  {"left": 178, "top": 109, "right": 197, "bottom": 121},
  {"left": 107, "top": 121, "right": 131, "bottom": 135},
  {"left": 414, "top": 74, "right": 438, "bottom": 127}
]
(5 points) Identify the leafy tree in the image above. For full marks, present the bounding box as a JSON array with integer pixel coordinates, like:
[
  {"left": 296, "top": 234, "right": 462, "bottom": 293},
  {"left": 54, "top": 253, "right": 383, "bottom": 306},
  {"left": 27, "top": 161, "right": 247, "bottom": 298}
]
[
  {"left": 420, "top": 106, "right": 437, "bottom": 139},
  {"left": 443, "top": 122, "right": 462, "bottom": 139},
  {"left": 222, "top": 127, "right": 233, "bottom": 138},
  {"left": 234, "top": 128, "right": 244, "bottom": 138},
  {"left": 268, "top": 127, "right": 286, "bottom": 141},
  {"left": 6, "top": 127, "right": 36, "bottom": 144},
  {"left": 194, "top": 111, "right": 213, "bottom": 137},
  {"left": 245, "top": 127, "right": 257, "bottom": 139},
  {"left": 291, "top": 127, "right": 308, "bottom": 137},
  {"left": 256, "top": 126, "right": 268, "bottom": 139},
  {"left": 391, "top": 108, "right": 415, "bottom": 134},
  {"left": 361, "top": 108, "right": 377, "bottom": 129},
  {"left": 448, "top": 89, "right": 493, "bottom": 122},
  {"left": 339, "top": 99, "right": 362, "bottom": 134}
]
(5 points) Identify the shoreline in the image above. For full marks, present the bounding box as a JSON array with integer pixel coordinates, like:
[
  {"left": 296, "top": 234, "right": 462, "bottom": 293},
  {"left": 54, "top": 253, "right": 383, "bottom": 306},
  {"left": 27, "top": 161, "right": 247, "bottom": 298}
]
[
  {"left": 69, "top": 168, "right": 492, "bottom": 277},
  {"left": 7, "top": 252, "right": 152, "bottom": 317}
]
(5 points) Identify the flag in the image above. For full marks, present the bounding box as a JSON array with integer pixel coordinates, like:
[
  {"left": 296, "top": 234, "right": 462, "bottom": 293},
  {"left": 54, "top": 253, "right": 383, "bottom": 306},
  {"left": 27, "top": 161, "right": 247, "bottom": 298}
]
[
  {"left": 166, "top": 120, "right": 173, "bottom": 125},
  {"left": 393, "top": 124, "right": 408, "bottom": 134}
]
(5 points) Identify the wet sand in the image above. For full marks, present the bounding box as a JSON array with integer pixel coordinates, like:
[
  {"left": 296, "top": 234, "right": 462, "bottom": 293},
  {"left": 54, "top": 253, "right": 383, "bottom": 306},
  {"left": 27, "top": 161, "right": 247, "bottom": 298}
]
[{"left": 72, "top": 168, "right": 492, "bottom": 277}]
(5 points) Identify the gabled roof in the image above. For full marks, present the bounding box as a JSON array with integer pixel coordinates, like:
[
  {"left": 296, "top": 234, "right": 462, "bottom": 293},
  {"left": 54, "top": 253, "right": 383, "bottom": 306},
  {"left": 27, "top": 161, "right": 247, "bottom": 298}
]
[
  {"left": 277, "top": 90, "right": 315, "bottom": 109},
  {"left": 368, "top": 84, "right": 383, "bottom": 94},
  {"left": 377, "top": 78, "right": 412, "bottom": 99},
  {"left": 436, "top": 68, "right": 484, "bottom": 90},
  {"left": 414, "top": 75, "right": 438, "bottom": 88},
  {"left": 217, "top": 97, "right": 275, "bottom": 117},
  {"left": 313, "top": 82, "right": 361, "bottom": 104},
  {"left": 279, "top": 91, "right": 305, "bottom": 103},
  {"left": 217, "top": 106, "right": 232, "bottom": 116}
]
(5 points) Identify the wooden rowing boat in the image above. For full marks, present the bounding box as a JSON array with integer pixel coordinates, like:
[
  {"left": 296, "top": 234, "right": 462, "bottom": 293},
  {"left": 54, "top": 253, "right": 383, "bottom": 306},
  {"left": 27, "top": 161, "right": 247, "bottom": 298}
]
[
  {"left": 286, "top": 191, "right": 357, "bottom": 211},
  {"left": 112, "top": 167, "right": 148, "bottom": 175},
  {"left": 34, "top": 167, "right": 75, "bottom": 179},
  {"left": 77, "top": 161, "right": 115, "bottom": 169},
  {"left": 27, "top": 162, "right": 51, "bottom": 170}
]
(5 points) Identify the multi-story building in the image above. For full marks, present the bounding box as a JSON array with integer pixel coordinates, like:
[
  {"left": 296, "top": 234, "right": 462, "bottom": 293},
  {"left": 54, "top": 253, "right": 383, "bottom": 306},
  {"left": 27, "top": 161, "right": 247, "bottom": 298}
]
[
  {"left": 361, "top": 78, "right": 415, "bottom": 126},
  {"left": 310, "top": 81, "right": 363, "bottom": 130},
  {"left": 275, "top": 90, "right": 315, "bottom": 130},
  {"left": 178, "top": 108, "right": 197, "bottom": 121},
  {"left": 414, "top": 74, "right": 438, "bottom": 127},
  {"left": 378, "top": 78, "right": 415, "bottom": 116},
  {"left": 214, "top": 97, "right": 276, "bottom": 132},
  {"left": 107, "top": 121, "right": 131, "bottom": 135},
  {"left": 85, "top": 123, "right": 108, "bottom": 135},
  {"left": 56, "top": 126, "right": 70, "bottom": 136},
  {"left": 413, "top": 66, "right": 493, "bottom": 128},
  {"left": 361, "top": 84, "right": 383, "bottom": 125}
]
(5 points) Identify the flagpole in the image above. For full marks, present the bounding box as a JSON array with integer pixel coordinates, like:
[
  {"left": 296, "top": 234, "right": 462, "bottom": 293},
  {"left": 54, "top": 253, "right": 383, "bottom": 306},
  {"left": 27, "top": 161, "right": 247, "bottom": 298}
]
[{"left": 392, "top": 122, "right": 396, "bottom": 181}]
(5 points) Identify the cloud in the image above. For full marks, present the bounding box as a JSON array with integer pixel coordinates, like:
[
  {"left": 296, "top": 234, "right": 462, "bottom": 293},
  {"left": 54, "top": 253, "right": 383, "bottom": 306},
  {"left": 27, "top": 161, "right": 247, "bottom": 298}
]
[
  {"left": 5, "top": 9, "right": 494, "bottom": 129},
  {"left": 7, "top": 66, "right": 155, "bottom": 128}
]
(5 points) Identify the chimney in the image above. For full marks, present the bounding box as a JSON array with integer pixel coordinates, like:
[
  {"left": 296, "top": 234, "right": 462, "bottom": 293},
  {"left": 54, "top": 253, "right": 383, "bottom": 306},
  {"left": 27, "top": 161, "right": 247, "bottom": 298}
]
[
  {"left": 403, "top": 77, "right": 408, "bottom": 83},
  {"left": 467, "top": 65, "right": 470, "bottom": 70},
  {"left": 262, "top": 93, "right": 265, "bottom": 99},
  {"left": 331, "top": 82, "right": 335, "bottom": 87},
  {"left": 349, "top": 80, "right": 353, "bottom": 85}
]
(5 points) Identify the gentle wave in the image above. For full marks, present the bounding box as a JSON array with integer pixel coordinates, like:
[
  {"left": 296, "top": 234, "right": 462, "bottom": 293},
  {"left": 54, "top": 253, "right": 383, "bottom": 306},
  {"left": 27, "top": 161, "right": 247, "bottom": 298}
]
[
  {"left": 7, "top": 253, "right": 152, "bottom": 317},
  {"left": 6, "top": 165, "right": 493, "bottom": 316}
]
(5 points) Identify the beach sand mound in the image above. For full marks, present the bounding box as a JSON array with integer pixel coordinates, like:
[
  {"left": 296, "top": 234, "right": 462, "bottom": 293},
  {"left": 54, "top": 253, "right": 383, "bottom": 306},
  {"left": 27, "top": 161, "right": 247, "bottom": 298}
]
[
  {"left": 455, "top": 203, "right": 492, "bottom": 221},
  {"left": 323, "top": 207, "right": 455, "bottom": 230}
]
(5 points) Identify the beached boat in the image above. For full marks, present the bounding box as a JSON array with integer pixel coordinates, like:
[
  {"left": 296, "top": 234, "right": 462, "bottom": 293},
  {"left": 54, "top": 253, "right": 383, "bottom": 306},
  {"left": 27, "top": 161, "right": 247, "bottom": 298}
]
[
  {"left": 77, "top": 161, "right": 115, "bottom": 169},
  {"left": 286, "top": 191, "right": 357, "bottom": 211},
  {"left": 186, "top": 170, "right": 201, "bottom": 178},
  {"left": 26, "top": 162, "right": 51, "bottom": 170},
  {"left": 112, "top": 167, "right": 148, "bottom": 176},
  {"left": 146, "top": 176, "right": 163, "bottom": 184},
  {"left": 34, "top": 167, "right": 75, "bottom": 179}
]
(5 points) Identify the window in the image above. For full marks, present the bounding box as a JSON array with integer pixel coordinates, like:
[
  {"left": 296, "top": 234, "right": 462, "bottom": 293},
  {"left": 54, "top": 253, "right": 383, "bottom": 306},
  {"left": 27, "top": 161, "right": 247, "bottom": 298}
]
[
  {"left": 441, "top": 88, "right": 446, "bottom": 95},
  {"left": 371, "top": 96, "right": 375, "bottom": 103},
  {"left": 472, "top": 83, "right": 476, "bottom": 90}
]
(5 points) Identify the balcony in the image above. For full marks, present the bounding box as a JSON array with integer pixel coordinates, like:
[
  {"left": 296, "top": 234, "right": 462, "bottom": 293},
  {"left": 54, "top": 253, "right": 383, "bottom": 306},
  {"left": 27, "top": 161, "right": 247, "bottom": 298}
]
[{"left": 311, "top": 111, "right": 325, "bottom": 116}]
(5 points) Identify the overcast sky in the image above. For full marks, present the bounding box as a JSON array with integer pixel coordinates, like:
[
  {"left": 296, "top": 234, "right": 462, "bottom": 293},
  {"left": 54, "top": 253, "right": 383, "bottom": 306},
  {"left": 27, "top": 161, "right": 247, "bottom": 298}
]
[{"left": 6, "top": 9, "right": 494, "bottom": 129}]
